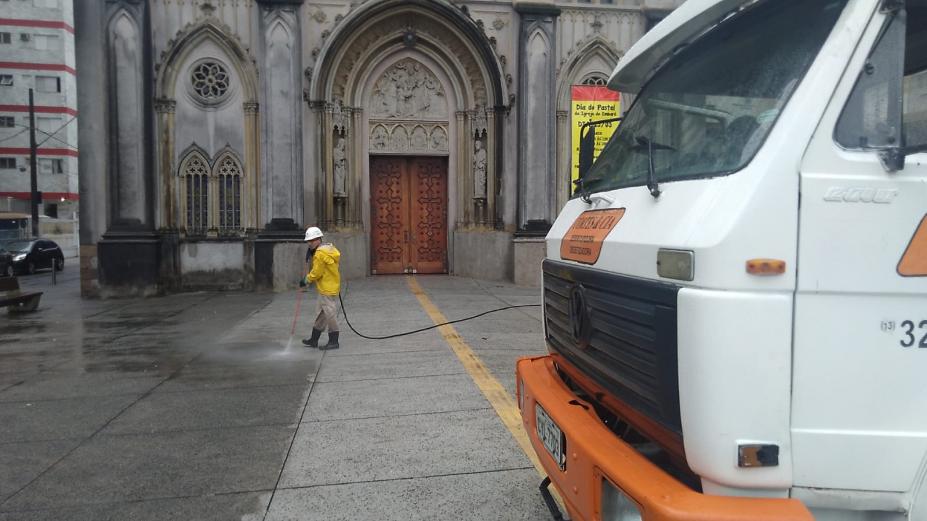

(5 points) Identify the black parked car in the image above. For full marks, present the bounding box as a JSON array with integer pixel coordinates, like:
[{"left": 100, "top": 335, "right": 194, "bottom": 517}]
[
  {"left": 4, "top": 239, "right": 64, "bottom": 275},
  {"left": 0, "top": 247, "right": 12, "bottom": 278}
]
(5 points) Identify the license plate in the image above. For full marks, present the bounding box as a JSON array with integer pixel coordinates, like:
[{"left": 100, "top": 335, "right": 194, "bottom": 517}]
[{"left": 535, "top": 404, "right": 566, "bottom": 470}]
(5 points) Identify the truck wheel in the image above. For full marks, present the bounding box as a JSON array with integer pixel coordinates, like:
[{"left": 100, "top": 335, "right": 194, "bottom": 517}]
[{"left": 55, "top": 258, "right": 63, "bottom": 271}]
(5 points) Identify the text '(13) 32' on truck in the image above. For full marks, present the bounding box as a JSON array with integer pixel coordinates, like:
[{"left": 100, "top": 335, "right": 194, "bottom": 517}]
[{"left": 516, "top": 0, "right": 927, "bottom": 520}]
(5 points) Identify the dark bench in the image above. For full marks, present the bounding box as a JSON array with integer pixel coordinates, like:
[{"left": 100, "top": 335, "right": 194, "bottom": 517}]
[{"left": 0, "top": 277, "right": 42, "bottom": 313}]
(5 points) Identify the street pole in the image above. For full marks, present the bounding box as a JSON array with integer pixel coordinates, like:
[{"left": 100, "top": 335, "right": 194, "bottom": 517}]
[{"left": 28, "top": 89, "right": 39, "bottom": 238}]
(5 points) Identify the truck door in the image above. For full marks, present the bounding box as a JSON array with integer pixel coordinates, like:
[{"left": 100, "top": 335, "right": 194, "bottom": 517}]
[{"left": 793, "top": 5, "right": 927, "bottom": 494}]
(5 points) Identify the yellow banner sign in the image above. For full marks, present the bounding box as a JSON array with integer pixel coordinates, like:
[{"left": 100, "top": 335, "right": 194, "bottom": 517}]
[{"left": 571, "top": 85, "right": 621, "bottom": 189}]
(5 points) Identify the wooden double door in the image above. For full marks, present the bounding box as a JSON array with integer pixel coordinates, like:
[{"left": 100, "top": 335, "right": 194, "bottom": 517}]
[{"left": 370, "top": 156, "right": 448, "bottom": 274}]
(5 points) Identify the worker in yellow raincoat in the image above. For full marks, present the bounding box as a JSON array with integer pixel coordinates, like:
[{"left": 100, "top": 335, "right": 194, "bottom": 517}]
[{"left": 301, "top": 226, "right": 342, "bottom": 350}]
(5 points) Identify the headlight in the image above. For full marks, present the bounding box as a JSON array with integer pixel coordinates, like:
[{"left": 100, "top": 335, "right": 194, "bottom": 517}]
[
  {"left": 601, "top": 478, "right": 642, "bottom": 521},
  {"left": 12, "top": 254, "right": 25, "bottom": 262}
]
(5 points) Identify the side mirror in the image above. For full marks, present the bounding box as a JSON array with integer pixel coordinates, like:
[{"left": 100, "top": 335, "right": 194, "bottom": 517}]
[
  {"left": 575, "top": 116, "right": 623, "bottom": 194},
  {"left": 578, "top": 124, "right": 596, "bottom": 181},
  {"left": 835, "top": 4, "right": 907, "bottom": 173}
]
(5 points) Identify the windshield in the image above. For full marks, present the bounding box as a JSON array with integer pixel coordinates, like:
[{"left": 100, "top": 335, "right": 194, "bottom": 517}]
[
  {"left": 4, "top": 241, "right": 33, "bottom": 253},
  {"left": 582, "top": 0, "right": 847, "bottom": 195}
]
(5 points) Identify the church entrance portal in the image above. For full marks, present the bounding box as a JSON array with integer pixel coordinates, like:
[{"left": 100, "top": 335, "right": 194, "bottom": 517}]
[{"left": 370, "top": 156, "right": 448, "bottom": 275}]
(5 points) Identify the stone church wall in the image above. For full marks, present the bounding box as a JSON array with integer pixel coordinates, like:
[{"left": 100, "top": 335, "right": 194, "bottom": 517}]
[{"left": 76, "top": 0, "right": 682, "bottom": 296}]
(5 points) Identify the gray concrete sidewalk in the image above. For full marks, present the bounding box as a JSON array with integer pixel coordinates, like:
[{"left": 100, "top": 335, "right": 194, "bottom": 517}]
[{"left": 0, "top": 272, "right": 549, "bottom": 520}]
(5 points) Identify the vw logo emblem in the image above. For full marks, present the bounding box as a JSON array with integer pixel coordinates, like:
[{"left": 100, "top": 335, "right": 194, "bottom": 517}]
[{"left": 568, "top": 284, "right": 592, "bottom": 349}]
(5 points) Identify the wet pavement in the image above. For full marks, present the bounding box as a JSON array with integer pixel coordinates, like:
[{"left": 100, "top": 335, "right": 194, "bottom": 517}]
[{"left": 0, "top": 270, "right": 549, "bottom": 520}]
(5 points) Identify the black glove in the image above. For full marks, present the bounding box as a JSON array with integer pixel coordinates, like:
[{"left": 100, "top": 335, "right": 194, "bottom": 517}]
[{"left": 299, "top": 278, "right": 306, "bottom": 288}]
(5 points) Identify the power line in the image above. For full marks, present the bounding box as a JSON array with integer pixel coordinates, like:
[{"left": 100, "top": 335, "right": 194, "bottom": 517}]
[
  {"left": 0, "top": 128, "right": 29, "bottom": 144},
  {"left": 34, "top": 130, "right": 77, "bottom": 151},
  {"left": 12, "top": 123, "right": 77, "bottom": 151},
  {"left": 36, "top": 116, "right": 76, "bottom": 147}
]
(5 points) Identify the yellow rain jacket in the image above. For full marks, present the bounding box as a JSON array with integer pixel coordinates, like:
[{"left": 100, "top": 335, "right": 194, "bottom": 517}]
[{"left": 306, "top": 243, "right": 341, "bottom": 296}]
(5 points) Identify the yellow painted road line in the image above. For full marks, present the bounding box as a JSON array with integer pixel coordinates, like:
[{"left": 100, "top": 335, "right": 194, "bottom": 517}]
[{"left": 406, "top": 276, "right": 545, "bottom": 475}]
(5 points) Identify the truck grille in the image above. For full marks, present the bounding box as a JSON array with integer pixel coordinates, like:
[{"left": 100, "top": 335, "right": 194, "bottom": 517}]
[{"left": 543, "top": 259, "right": 682, "bottom": 434}]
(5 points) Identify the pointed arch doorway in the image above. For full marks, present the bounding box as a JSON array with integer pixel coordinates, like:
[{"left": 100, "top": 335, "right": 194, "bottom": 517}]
[
  {"left": 307, "top": 0, "right": 507, "bottom": 278},
  {"left": 370, "top": 155, "right": 448, "bottom": 274}
]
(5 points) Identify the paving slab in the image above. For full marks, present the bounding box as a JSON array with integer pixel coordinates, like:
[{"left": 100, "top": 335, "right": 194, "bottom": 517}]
[
  {"left": 0, "top": 439, "right": 80, "bottom": 504},
  {"left": 0, "top": 394, "right": 139, "bottom": 444},
  {"left": 0, "top": 491, "right": 270, "bottom": 521},
  {"left": 279, "top": 409, "right": 531, "bottom": 488},
  {"left": 1, "top": 426, "right": 293, "bottom": 511},
  {"left": 314, "top": 349, "right": 464, "bottom": 382},
  {"left": 0, "top": 373, "right": 164, "bottom": 403},
  {"left": 304, "top": 373, "right": 489, "bottom": 421},
  {"left": 268, "top": 469, "right": 548, "bottom": 521},
  {"left": 320, "top": 334, "right": 447, "bottom": 356},
  {"left": 156, "top": 359, "right": 317, "bottom": 392},
  {"left": 103, "top": 384, "right": 308, "bottom": 435}
]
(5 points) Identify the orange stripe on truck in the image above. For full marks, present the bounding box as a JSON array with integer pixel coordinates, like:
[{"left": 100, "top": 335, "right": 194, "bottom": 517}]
[{"left": 898, "top": 215, "right": 927, "bottom": 277}]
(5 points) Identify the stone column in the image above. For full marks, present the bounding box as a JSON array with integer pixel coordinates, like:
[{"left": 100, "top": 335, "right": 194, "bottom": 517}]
[
  {"left": 243, "top": 101, "right": 261, "bottom": 231},
  {"left": 456, "top": 110, "right": 469, "bottom": 228},
  {"left": 259, "top": 3, "right": 303, "bottom": 231},
  {"left": 154, "top": 98, "right": 176, "bottom": 229},
  {"left": 346, "top": 106, "right": 363, "bottom": 229},
  {"left": 513, "top": 1, "right": 559, "bottom": 287},
  {"left": 515, "top": 1, "right": 560, "bottom": 234},
  {"left": 93, "top": 1, "right": 166, "bottom": 296},
  {"left": 320, "top": 103, "right": 334, "bottom": 229},
  {"left": 253, "top": 2, "right": 305, "bottom": 292},
  {"left": 556, "top": 109, "right": 570, "bottom": 211},
  {"left": 75, "top": 0, "right": 109, "bottom": 296},
  {"left": 486, "top": 109, "right": 498, "bottom": 228},
  {"left": 105, "top": 2, "right": 152, "bottom": 230}
]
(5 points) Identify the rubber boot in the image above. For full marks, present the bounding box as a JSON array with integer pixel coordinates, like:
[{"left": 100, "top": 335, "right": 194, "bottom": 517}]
[
  {"left": 320, "top": 331, "right": 340, "bottom": 350},
  {"left": 302, "top": 328, "right": 323, "bottom": 348}
]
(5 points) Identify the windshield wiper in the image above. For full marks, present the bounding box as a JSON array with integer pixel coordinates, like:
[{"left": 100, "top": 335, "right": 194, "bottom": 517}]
[{"left": 633, "top": 136, "right": 675, "bottom": 198}]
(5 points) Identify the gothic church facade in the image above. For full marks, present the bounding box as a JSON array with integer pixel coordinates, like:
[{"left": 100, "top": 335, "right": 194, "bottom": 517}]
[{"left": 75, "top": 0, "right": 679, "bottom": 295}]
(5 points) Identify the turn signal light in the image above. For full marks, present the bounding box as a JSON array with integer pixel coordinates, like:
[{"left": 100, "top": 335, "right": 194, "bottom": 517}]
[{"left": 746, "top": 258, "right": 786, "bottom": 276}]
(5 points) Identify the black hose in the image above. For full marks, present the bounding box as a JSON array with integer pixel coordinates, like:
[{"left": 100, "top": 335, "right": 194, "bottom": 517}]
[{"left": 337, "top": 292, "right": 541, "bottom": 340}]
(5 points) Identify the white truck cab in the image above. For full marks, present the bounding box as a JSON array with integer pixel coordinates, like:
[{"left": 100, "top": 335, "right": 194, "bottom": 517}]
[{"left": 516, "top": 0, "right": 927, "bottom": 519}]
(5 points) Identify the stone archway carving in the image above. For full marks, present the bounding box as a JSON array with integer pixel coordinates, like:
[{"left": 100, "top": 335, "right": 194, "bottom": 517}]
[{"left": 307, "top": 0, "right": 506, "bottom": 237}]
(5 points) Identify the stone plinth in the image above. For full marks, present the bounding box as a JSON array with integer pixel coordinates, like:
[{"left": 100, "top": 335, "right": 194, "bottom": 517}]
[{"left": 513, "top": 237, "right": 546, "bottom": 287}]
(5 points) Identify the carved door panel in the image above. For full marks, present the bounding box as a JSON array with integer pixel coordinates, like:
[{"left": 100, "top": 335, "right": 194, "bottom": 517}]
[
  {"left": 370, "top": 156, "right": 448, "bottom": 275},
  {"left": 370, "top": 157, "right": 409, "bottom": 274},
  {"left": 409, "top": 157, "right": 448, "bottom": 274}
]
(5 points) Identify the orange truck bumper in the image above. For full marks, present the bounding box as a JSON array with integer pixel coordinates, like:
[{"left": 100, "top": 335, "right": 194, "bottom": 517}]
[{"left": 515, "top": 355, "right": 813, "bottom": 521}]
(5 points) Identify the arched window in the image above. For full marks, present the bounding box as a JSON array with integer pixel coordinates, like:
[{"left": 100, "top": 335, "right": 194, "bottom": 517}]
[
  {"left": 180, "top": 152, "right": 209, "bottom": 235},
  {"left": 177, "top": 147, "right": 245, "bottom": 237},
  {"left": 214, "top": 154, "right": 242, "bottom": 233}
]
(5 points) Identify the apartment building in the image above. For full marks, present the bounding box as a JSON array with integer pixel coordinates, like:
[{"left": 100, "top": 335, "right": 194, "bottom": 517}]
[{"left": 0, "top": 0, "right": 77, "bottom": 224}]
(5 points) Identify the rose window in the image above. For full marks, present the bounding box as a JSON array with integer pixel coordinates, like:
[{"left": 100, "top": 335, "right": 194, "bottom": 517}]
[{"left": 190, "top": 61, "right": 230, "bottom": 102}]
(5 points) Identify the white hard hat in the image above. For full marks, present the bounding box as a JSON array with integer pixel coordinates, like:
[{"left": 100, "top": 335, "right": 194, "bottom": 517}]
[{"left": 304, "top": 226, "right": 323, "bottom": 241}]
